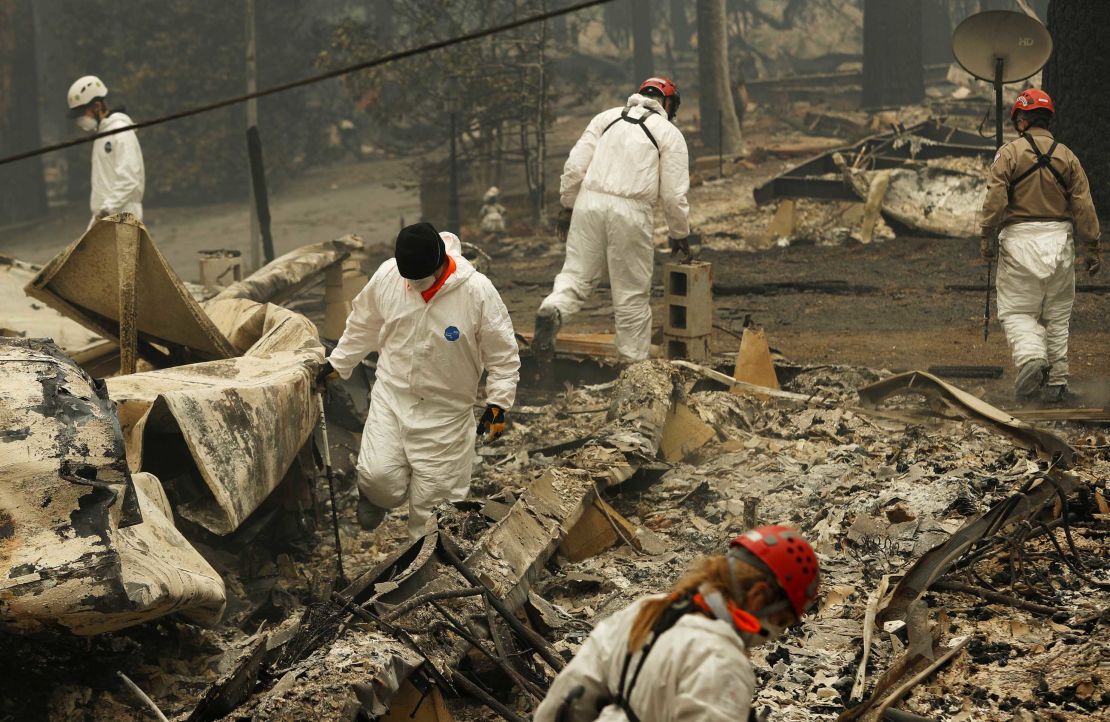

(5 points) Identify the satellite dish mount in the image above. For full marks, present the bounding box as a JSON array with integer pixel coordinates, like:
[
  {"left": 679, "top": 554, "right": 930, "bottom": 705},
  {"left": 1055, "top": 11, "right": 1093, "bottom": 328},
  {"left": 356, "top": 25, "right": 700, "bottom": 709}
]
[{"left": 952, "top": 10, "right": 1053, "bottom": 150}]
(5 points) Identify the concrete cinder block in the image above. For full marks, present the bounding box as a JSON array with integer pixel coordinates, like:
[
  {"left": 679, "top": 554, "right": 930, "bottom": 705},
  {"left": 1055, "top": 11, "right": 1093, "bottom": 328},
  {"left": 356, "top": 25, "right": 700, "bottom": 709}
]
[
  {"left": 664, "top": 334, "right": 711, "bottom": 362},
  {"left": 197, "top": 249, "right": 243, "bottom": 294},
  {"left": 322, "top": 263, "right": 352, "bottom": 341},
  {"left": 663, "top": 261, "right": 713, "bottom": 338}
]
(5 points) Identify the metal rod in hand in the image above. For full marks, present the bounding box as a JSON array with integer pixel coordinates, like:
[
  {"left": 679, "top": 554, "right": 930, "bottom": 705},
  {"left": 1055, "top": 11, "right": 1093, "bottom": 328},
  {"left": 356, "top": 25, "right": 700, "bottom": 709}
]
[
  {"left": 984, "top": 256, "right": 993, "bottom": 341},
  {"left": 316, "top": 393, "right": 347, "bottom": 587}
]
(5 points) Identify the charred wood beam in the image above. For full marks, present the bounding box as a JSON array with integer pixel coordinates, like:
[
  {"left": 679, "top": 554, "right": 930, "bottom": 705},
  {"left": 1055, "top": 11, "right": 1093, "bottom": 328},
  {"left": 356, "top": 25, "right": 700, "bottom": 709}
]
[
  {"left": 930, "top": 579, "right": 1065, "bottom": 617},
  {"left": 714, "top": 280, "right": 880, "bottom": 296},
  {"left": 857, "top": 371, "right": 1075, "bottom": 466}
]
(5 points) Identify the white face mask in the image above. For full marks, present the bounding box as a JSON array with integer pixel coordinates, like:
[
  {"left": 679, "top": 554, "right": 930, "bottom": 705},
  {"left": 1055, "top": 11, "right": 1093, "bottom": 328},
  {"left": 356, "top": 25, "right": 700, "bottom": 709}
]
[
  {"left": 409, "top": 275, "right": 436, "bottom": 292},
  {"left": 76, "top": 115, "right": 98, "bottom": 133}
]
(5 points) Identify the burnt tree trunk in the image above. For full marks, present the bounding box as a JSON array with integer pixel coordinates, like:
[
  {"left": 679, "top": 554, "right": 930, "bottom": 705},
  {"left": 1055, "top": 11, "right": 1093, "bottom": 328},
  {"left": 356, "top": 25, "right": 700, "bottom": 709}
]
[
  {"left": 631, "top": 0, "right": 654, "bottom": 79},
  {"left": 696, "top": 0, "right": 743, "bottom": 153},
  {"left": 920, "top": 0, "right": 952, "bottom": 67},
  {"left": 0, "top": 0, "right": 47, "bottom": 223},
  {"left": 670, "top": 0, "right": 692, "bottom": 51},
  {"left": 861, "top": 0, "right": 924, "bottom": 108},
  {"left": 1043, "top": 0, "right": 1110, "bottom": 219}
]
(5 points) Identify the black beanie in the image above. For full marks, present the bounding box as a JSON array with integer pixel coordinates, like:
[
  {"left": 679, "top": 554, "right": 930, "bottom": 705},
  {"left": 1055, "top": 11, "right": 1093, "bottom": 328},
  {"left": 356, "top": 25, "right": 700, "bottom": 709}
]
[{"left": 395, "top": 222, "right": 446, "bottom": 279}]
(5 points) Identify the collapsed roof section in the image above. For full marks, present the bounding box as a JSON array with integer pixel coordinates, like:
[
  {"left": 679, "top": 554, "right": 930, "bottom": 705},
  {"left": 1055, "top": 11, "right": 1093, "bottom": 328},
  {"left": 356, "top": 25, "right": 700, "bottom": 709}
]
[
  {"left": 0, "top": 338, "right": 225, "bottom": 635},
  {"left": 24, "top": 215, "right": 236, "bottom": 366},
  {"left": 106, "top": 298, "right": 324, "bottom": 536}
]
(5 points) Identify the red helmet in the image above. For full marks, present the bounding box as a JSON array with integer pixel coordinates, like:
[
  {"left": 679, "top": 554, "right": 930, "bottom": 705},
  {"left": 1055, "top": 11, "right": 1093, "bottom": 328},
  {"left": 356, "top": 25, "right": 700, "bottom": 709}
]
[
  {"left": 639, "top": 76, "right": 679, "bottom": 98},
  {"left": 639, "top": 77, "right": 681, "bottom": 118},
  {"left": 1011, "top": 88, "right": 1055, "bottom": 120},
  {"left": 730, "top": 525, "right": 820, "bottom": 618}
]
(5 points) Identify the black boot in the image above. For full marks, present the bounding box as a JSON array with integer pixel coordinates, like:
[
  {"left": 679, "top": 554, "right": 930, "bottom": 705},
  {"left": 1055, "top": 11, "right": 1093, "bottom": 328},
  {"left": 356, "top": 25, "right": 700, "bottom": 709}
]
[{"left": 357, "top": 496, "right": 387, "bottom": 531}]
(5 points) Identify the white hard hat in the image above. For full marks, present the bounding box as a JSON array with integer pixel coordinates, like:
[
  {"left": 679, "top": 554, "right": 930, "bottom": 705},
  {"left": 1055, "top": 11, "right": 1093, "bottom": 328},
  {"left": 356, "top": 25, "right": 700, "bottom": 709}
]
[
  {"left": 483, "top": 186, "right": 500, "bottom": 202},
  {"left": 67, "top": 75, "right": 108, "bottom": 116}
]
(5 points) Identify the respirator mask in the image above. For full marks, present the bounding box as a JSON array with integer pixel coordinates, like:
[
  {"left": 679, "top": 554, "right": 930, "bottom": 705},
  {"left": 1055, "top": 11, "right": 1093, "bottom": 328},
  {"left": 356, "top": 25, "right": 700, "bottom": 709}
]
[{"left": 409, "top": 275, "right": 436, "bottom": 292}]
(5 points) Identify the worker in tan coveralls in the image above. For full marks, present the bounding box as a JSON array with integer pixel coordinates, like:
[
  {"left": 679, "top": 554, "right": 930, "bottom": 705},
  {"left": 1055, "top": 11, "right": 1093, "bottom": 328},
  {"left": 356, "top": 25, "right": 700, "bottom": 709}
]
[{"left": 979, "top": 89, "right": 1101, "bottom": 405}]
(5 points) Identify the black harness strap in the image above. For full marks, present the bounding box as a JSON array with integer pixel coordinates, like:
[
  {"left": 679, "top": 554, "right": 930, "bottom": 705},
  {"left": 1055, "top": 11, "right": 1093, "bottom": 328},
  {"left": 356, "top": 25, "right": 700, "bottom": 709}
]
[
  {"left": 1009, "top": 133, "right": 1068, "bottom": 199},
  {"left": 613, "top": 597, "right": 696, "bottom": 722},
  {"left": 602, "top": 110, "right": 660, "bottom": 151}
]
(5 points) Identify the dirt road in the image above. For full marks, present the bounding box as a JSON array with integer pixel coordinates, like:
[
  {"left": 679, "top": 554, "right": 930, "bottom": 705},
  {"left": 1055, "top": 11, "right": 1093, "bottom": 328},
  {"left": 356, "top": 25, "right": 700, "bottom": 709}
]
[{"left": 1, "top": 156, "right": 421, "bottom": 278}]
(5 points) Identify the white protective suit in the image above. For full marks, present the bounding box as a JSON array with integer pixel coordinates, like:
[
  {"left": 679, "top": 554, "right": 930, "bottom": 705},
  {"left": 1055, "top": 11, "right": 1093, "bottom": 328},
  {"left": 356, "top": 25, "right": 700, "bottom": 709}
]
[
  {"left": 327, "top": 232, "right": 520, "bottom": 539},
  {"left": 540, "top": 94, "right": 690, "bottom": 362},
  {"left": 996, "top": 221, "right": 1075, "bottom": 386},
  {"left": 534, "top": 595, "right": 756, "bottom": 722},
  {"left": 90, "top": 112, "right": 145, "bottom": 224}
]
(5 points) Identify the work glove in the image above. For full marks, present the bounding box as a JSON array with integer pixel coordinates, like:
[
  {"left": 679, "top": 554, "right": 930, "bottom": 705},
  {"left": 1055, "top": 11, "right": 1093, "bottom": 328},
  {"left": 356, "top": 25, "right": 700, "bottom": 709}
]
[
  {"left": 555, "top": 207, "right": 573, "bottom": 243},
  {"left": 670, "top": 236, "right": 693, "bottom": 262},
  {"left": 1084, "top": 245, "right": 1102, "bottom": 275},
  {"left": 477, "top": 404, "right": 507, "bottom": 442},
  {"left": 979, "top": 234, "right": 996, "bottom": 261},
  {"left": 315, "top": 360, "right": 338, "bottom": 391}
]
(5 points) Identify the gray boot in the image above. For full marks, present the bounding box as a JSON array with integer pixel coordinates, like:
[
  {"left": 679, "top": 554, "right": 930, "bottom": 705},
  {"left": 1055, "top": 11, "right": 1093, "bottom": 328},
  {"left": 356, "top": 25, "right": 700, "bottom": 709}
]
[
  {"left": 1014, "top": 359, "right": 1049, "bottom": 401},
  {"left": 1042, "top": 384, "right": 1077, "bottom": 406},
  {"left": 357, "top": 496, "right": 387, "bottom": 531},
  {"left": 532, "top": 306, "right": 562, "bottom": 363}
]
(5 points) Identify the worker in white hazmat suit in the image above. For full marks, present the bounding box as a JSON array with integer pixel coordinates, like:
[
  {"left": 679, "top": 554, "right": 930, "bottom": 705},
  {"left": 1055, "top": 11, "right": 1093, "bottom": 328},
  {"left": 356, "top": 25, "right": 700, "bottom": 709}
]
[
  {"left": 320, "top": 222, "right": 520, "bottom": 539},
  {"left": 979, "top": 89, "right": 1101, "bottom": 404},
  {"left": 66, "top": 75, "right": 145, "bottom": 227},
  {"left": 534, "top": 77, "right": 690, "bottom": 366},
  {"left": 535, "top": 526, "right": 820, "bottom": 722}
]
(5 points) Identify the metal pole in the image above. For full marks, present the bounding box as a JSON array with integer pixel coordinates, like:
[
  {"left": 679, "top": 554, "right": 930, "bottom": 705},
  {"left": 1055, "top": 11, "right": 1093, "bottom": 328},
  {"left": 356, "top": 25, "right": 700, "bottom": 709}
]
[
  {"left": 985, "top": 58, "right": 1004, "bottom": 342},
  {"left": 316, "top": 393, "right": 347, "bottom": 587},
  {"left": 246, "top": 0, "right": 261, "bottom": 271},
  {"left": 447, "top": 112, "right": 461, "bottom": 234},
  {"left": 993, "top": 58, "right": 1004, "bottom": 152}
]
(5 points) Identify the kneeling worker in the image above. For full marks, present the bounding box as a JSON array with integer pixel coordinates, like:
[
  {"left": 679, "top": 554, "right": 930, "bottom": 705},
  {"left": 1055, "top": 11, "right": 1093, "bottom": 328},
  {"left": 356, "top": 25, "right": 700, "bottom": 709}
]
[
  {"left": 535, "top": 526, "right": 820, "bottom": 722},
  {"left": 979, "top": 89, "right": 1101, "bottom": 404},
  {"left": 321, "top": 222, "right": 520, "bottom": 538}
]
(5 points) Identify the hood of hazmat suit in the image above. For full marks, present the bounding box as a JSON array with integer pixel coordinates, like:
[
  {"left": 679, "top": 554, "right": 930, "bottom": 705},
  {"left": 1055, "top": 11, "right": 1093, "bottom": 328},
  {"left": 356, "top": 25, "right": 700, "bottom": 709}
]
[
  {"left": 90, "top": 112, "right": 145, "bottom": 220},
  {"left": 534, "top": 595, "right": 756, "bottom": 722},
  {"left": 328, "top": 231, "right": 520, "bottom": 537}
]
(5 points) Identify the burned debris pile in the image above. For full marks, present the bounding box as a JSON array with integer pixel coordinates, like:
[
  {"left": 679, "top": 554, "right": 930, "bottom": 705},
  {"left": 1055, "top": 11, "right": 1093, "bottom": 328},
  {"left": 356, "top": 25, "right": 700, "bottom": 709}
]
[{"left": 1, "top": 212, "right": 1106, "bottom": 721}]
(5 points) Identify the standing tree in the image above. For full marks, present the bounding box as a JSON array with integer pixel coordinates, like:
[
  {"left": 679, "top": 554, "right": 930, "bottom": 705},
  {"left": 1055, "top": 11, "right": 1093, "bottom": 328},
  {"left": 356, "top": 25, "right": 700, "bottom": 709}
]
[
  {"left": 0, "top": 0, "right": 47, "bottom": 224},
  {"left": 631, "top": 0, "right": 654, "bottom": 80},
  {"left": 1043, "top": 0, "right": 1110, "bottom": 219},
  {"left": 920, "top": 0, "right": 952, "bottom": 67},
  {"left": 670, "top": 0, "right": 692, "bottom": 51},
  {"left": 696, "top": 0, "right": 743, "bottom": 153},
  {"left": 327, "top": 0, "right": 559, "bottom": 228},
  {"left": 861, "top": 0, "right": 924, "bottom": 108}
]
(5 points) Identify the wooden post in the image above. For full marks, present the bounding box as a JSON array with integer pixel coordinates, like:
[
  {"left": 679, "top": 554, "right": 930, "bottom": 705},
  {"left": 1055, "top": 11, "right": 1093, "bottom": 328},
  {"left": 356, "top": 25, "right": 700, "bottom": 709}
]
[
  {"left": 447, "top": 111, "right": 460, "bottom": 234},
  {"left": 246, "top": 126, "right": 274, "bottom": 264},
  {"left": 116, "top": 220, "right": 141, "bottom": 375},
  {"left": 245, "top": 0, "right": 261, "bottom": 271}
]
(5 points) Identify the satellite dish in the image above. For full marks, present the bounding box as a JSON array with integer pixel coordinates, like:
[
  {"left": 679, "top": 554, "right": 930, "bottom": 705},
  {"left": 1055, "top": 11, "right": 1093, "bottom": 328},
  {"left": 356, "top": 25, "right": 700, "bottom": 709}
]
[
  {"left": 951, "top": 11, "right": 1052, "bottom": 149},
  {"left": 952, "top": 10, "right": 1052, "bottom": 83}
]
